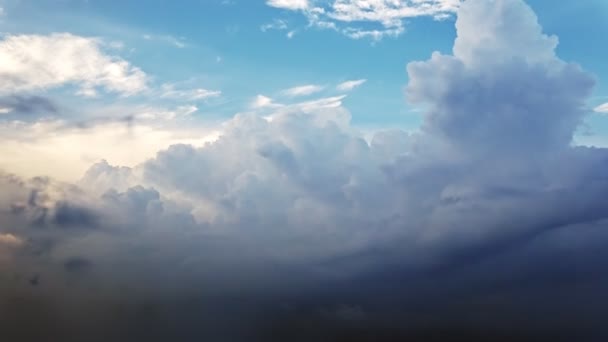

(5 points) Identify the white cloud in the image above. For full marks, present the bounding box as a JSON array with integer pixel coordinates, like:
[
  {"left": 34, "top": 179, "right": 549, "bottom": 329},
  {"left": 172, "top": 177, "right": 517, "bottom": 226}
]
[
  {"left": 0, "top": 33, "right": 147, "bottom": 96},
  {"left": 250, "top": 93, "right": 346, "bottom": 116},
  {"left": 251, "top": 95, "right": 279, "bottom": 108},
  {"left": 282, "top": 84, "right": 325, "bottom": 97},
  {"left": 337, "top": 79, "right": 367, "bottom": 91},
  {"left": 594, "top": 103, "right": 608, "bottom": 113},
  {"left": 265, "top": 0, "right": 461, "bottom": 40},
  {"left": 160, "top": 83, "right": 222, "bottom": 101},
  {"left": 328, "top": 0, "right": 460, "bottom": 25},
  {"left": 137, "top": 105, "right": 199, "bottom": 120},
  {"left": 266, "top": 0, "right": 309, "bottom": 10},
  {"left": 342, "top": 26, "right": 405, "bottom": 41}
]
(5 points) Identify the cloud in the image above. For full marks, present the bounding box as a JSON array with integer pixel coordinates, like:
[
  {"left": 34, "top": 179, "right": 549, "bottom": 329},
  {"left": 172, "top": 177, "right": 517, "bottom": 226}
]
[
  {"left": 250, "top": 94, "right": 347, "bottom": 118},
  {"left": 407, "top": 0, "right": 592, "bottom": 156},
  {"left": 266, "top": 0, "right": 309, "bottom": 10},
  {"left": 0, "top": 33, "right": 147, "bottom": 97},
  {"left": 0, "top": 233, "right": 22, "bottom": 246},
  {"left": 0, "top": 95, "right": 57, "bottom": 115},
  {"left": 594, "top": 102, "right": 608, "bottom": 113},
  {"left": 265, "top": 0, "right": 461, "bottom": 40},
  {"left": 328, "top": 0, "right": 460, "bottom": 24},
  {"left": 160, "top": 83, "right": 222, "bottom": 101},
  {"left": 251, "top": 94, "right": 279, "bottom": 108},
  {"left": 281, "top": 84, "right": 325, "bottom": 97},
  {"left": 0, "top": 115, "right": 220, "bottom": 181},
  {"left": 3, "top": 0, "right": 608, "bottom": 340},
  {"left": 336, "top": 79, "right": 366, "bottom": 91}
]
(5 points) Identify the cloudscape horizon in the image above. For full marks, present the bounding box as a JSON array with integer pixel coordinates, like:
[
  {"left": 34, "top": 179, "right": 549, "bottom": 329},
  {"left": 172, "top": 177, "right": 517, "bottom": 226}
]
[{"left": 2, "top": 0, "right": 608, "bottom": 341}]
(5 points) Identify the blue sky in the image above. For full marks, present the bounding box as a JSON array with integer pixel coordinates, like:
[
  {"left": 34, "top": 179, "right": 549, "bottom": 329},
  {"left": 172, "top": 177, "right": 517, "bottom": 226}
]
[{"left": 1, "top": 0, "right": 606, "bottom": 132}]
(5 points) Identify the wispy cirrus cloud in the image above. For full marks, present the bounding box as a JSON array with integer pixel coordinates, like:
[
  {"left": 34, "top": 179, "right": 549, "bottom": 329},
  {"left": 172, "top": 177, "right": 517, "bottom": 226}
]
[
  {"left": 160, "top": 83, "right": 222, "bottom": 101},
  {"left": 264, "top": 0, "right": 461, "bottom": 40},
  {"left": 336, "top": 79, "right": 366, "bottom": 91},
  {"left": 281, "top": 84, "right": 325, "bottom": 97},
  {"left": 594, "top": 102, "right": 608, "bottom": 113}
]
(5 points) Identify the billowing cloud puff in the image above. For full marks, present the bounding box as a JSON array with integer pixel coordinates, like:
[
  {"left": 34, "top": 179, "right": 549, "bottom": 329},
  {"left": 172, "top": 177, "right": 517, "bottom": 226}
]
[
  {"left": 2, "top": 0, "right": 608, "bottom": 340},
  {"left": 407, "top": 0, "right": 593, "bottom": 156}
]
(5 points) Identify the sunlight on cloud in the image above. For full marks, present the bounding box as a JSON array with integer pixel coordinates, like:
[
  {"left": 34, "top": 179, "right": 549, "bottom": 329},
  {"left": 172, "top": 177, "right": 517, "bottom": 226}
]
[
  {"left": 0, "top": 33, "right": 147, "bottom": 96},
  {"left": 0, "top": 120, "right": 220, "bottom": 181}
]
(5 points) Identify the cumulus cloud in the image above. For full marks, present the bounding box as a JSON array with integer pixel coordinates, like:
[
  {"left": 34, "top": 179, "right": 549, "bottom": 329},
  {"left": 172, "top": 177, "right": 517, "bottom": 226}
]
[
  {"left": 2, "top": 0, "right": 608, "bottom": 340},
  {"left": 0, "top": 33, "right": 147, "bottom": 97},
  {"left": 0, "top": 116, "right": 220, "bottom": 181}
]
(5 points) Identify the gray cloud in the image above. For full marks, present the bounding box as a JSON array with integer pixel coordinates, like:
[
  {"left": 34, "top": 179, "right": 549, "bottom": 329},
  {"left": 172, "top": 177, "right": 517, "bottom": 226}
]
[{"left": 0, "top": 95, "right": 57, "bottom": 115}]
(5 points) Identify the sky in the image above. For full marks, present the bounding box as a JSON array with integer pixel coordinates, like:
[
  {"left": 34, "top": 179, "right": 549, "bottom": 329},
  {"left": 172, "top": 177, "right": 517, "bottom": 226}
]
[{"left": 1, "top": 0, "right": 608, "bottom": 341}]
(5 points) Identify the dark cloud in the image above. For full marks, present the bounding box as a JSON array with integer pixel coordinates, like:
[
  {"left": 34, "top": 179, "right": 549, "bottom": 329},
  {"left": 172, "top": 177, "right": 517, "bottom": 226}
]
[
  {"left": 64, "top": 257, "right": 93, "bottom": 274},
  {"left": 2, "top": 0, "right": 608, "bottom": 341},
  {"left": 52, "top": 202, "right": 99, "bottom": 228}
]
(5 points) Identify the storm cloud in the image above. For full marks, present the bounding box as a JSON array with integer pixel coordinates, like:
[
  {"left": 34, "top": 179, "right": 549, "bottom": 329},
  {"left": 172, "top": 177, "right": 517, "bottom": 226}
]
[{"left": 2, "top": 0, "right": 608, "bottom": 341}]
